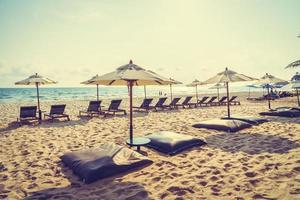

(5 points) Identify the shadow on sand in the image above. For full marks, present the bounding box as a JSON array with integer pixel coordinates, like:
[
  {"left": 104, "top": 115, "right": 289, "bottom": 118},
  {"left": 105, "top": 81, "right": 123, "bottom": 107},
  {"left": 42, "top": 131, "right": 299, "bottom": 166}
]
[
  {"left": 206, "top": 132, "right": 300, "bottom": 155},
  {"left": 25, "top": 162, "right": 150, "bottom": 200}
]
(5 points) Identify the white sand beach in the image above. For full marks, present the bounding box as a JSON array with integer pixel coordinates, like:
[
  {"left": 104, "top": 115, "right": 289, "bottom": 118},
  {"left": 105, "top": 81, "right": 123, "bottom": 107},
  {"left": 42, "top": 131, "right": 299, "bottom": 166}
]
[{"left": 0, "top": 92, "right": 300, "bottom": 200}]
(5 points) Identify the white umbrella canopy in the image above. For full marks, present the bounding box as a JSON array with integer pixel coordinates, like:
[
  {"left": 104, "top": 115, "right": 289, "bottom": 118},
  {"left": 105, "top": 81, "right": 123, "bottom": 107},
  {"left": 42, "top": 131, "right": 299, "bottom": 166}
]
[
  {"left": 15, "top": 73, "right": 57, "bottom": 85},
  {"left": 255, "top": 73, "right": 288, "bottom": 109},
  {"left": 92, "top": 61, "right": 173, "bottom": 86},
  {"left": 201, "top": 67, "right": 257, "bottom": 118},
  {"left": 81, "top": 74, "right": 101, "bottom": 101},
  {"left": 187, "top": 79, "right": 203, "bottom": 102},
  {"left": 202, "top": 68, "right": 255, "bottom": 85},
  {"left": 15, "top": 73, "right": 57, "bottom": 121},
  {"left": 94, "top": 60, "right": 174, "bottom": 144},
  {"left": 285, "top": 60, "right": 300, "bottom": 68}
]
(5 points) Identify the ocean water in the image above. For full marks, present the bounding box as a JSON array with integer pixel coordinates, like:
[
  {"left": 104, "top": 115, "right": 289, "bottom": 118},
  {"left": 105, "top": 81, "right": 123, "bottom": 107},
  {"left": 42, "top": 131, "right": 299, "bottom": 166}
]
[{"left": 0, "top": 85, "right": 262, "bottom": 103}]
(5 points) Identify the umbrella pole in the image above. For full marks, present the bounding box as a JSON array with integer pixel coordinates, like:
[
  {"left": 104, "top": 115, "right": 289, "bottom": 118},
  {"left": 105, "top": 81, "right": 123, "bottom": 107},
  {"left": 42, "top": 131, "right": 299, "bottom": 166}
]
[
  {"left": 144, "top": 85, "right": 147, "bottom": 99},
  {"left": 297, "top": 88, "right": 300, "bottom": 106},
  {"left": 267, "top": 87, "right": 271, "bottom": 109},
  {"left": 196, "top": 85, "right": 198, "bottom": 102},
  {"left": 129, "top": 81, "right": 133, "bottom": 144},
  {"left": 217, "top": 87, "right": 220, "bottom": 101},
  {"left": 226, "top": 82, "right": 230, "bottom": 118},
  {"left": 97, "top": 84, "right": 99, "bottom": 101},
  {"left": 36, "top": 83, "right": 42, "bottom": 122},
  {"left": 170, "top": 84, "right": 173, "bottom": 102}
]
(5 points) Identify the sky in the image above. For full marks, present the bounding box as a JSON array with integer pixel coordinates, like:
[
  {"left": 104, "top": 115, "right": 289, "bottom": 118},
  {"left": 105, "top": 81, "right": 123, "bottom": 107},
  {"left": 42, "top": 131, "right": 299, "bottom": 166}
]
[{"left": 0, "top": 0, "right": 299, "bottom": 87}]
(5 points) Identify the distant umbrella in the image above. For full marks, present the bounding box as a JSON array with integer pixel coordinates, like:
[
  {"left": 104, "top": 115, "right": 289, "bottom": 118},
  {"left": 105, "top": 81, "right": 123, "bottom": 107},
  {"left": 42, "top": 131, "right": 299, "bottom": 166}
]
[
  {"left": 91, "top": 60, "right": 172, "bottom": 144},
  {"left": 201, "top": 68, "right": 256, "bottom": 118},
  {"left": 15, "top": 73, "right": 57, "bottom": 121},
  {"left": 209, "top": 83, "right": 226, "bottom": 101},
  {"left": 285, "top": 60, "right": 300, "bottom": 68},
  {"left": 291, "top": 72, "right": 300, "bottom": 106},
  {"left": 168, "top": 78, "right": 182, "bottom": 102},
  {"left": 187, "top": 79, "right": 203, "bottom": 102},
  {"left": 146, "top": 71, "right": 181, "bottom": 101},
  {"left": 81, "top": 74, "right": 101, "bottom": 101},
  {"left": 255, "top": 73, "right": 288, "bottom": 109}
]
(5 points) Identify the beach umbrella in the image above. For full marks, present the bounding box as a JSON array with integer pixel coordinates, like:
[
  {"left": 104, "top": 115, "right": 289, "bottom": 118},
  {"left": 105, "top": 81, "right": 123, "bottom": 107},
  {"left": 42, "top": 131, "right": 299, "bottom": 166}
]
[
  {"left": 81, "top": 74, "right": 101, "bottom": 101},
  {"left": 15, "top": 73, "right": 57, "bottom": 121},
  {"left": 291, "top": 72, "right": 300, "bottom": 106},
  {"left": 255, "top": 73, "right": 288, "bottom": 109},
  {"left": 201, "top": 68, "right": 256, "bottom": 118},
  {"left": 209, "top": 83, "right": 226, "bottom": 101},
  {"left": 146, "top": 71, "right": 182, "bottom": 101},
  {"left": 91, "top": 60, "right": 173, "bottom": 144},
  {"left": 168, "top": 78, "right": 182, "bottom": 102},
  {"left": 187, "top": 79, "right": 203, "bottom": 102},
  {"left": 285, "top": 60, "right": 300, "bottom": 68}
]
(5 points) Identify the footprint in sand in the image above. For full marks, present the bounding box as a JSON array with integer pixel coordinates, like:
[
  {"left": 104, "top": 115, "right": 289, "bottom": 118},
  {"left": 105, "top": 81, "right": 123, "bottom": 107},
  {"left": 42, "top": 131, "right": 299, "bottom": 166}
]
[{"left": 245, "top": 172, "right": 256, "bottom": 178}]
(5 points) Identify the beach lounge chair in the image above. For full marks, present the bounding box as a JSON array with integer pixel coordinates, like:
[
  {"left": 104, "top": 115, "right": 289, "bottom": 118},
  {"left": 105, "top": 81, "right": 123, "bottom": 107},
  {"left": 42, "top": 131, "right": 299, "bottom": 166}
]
[
  {"left": 163, "top": 97, "right": 181, "bottom": 109},
  {"left": 44, "top": 104, "right": 70, "bottom": 121},
  {"left": 149, "top": 97, "right": 167, "bottom": 111},
  {"left": 227, "top": 96, "right": 241, "bottom": 105},
  {"left": 102, "top": 99, "right": 127, "bottom": 117},
  {"left": 201, "top": 96, "right": 218, "bottom": 106},
  {"left": 175, "top": 96, "right": 197, "bottom": 108},
  {"left": 17, "top": 106, "right": 39, "bottom": 125},
  {"left": 217, "top": 96, "right": 228, "bottom": 106},
  {"left": 79, "top": 101, "right": 102, "bottom": 117},
  {"left": 133, "top": 98, "right": 153, "bottom": 112},
  {"left": 61, "top": 143, "right": 153, "bottom": 183},
  {"left": 197, "top": 96, "right": 209, "bottom": 107}
]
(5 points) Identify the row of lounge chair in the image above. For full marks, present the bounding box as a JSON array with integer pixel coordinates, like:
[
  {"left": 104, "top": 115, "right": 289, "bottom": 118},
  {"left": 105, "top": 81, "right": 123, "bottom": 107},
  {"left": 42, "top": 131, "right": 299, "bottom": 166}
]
[
  {"left": 17, "top": 105, "right": 70, "bottom": 125},
  {"left": 17, "top": 96, "right": 241, "bottom": 125}
]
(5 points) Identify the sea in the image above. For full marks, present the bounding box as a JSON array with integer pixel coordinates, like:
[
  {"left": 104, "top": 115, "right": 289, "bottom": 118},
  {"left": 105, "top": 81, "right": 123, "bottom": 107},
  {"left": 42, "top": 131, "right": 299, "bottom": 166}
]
[{"left": 0, "top": 85, "right": 263, "bottom": 103}]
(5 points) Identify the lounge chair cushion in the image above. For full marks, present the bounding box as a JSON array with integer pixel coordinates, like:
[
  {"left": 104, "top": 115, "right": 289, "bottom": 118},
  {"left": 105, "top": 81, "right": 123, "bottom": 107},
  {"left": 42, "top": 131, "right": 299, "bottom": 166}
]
[
  {"left": 145, "top": 131, "right": 206, "bottom": 155},
  {"left": 61, "top": 143, "right": 153, "bottom": 183},
  {"left": 192, "top": 118, "right": 252, "bottom": 132},
  {"left": 259, "top": 108, "right": 300, "bottom": 118},
  {"left": 221, "top": 115, "right": 268, "bottom": 125}
]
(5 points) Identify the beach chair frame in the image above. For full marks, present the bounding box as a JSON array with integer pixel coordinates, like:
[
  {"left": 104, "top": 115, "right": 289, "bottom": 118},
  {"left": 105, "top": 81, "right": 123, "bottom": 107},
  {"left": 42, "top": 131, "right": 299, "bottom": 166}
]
[
  {"left": 102, "top": 99, "right": 127, "bottom": 117},
  {"left": 133, "top": 98, "right": 153, "bottom": 112},
  {"left": 79, "top": 100, "right": 102, "bottom": 117},
  {"left": 17, "top": 106, "right": 39, "bottom": 126},
  {"left": 44, "top": 104, "right": 70, "bottom": 122}
]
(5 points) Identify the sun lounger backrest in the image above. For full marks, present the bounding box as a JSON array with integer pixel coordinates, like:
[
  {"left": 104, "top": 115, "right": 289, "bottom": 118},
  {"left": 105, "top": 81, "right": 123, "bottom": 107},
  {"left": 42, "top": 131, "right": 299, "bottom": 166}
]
[
  {"left": 169, "top": 97, "right": 181, "bottom": 106},
  {"left": 198, "top": 96, "right": 209, "bottom": 103},
  {"left": 219, "top": 96, "right": 227, "bottom": 102},
  {"left": 155, "top": 97, "right": 167, "bottom": 107},
  {"left": 140, "top": 98, "right": 153, "bottom": 108},
  {"left": 50, "top": 105, "right": 66, "bottom": 115},
  {"left": 87, "top": 101, "right": 101, "bottom": 112},
  {"left": 229, "top": 96, "right": 237, "bottom": 102},
  {"left": 207, "top": 96, "right": 217, "bottom": 103},
  {"left": 182, "top": 96, "right": 192, "bottom": 105},
  {"left": 20, "top": 106, "right": 37, "bottom": 118},
  {"left": 108, "top": 100, "right": 122, "bottom": 110}
]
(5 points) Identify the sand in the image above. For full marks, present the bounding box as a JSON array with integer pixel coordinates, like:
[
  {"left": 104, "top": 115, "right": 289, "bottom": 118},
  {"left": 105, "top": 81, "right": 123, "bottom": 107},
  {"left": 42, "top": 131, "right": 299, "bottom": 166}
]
[{"left": 0, "top": 92, "right": 300, "bottom": 200}]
